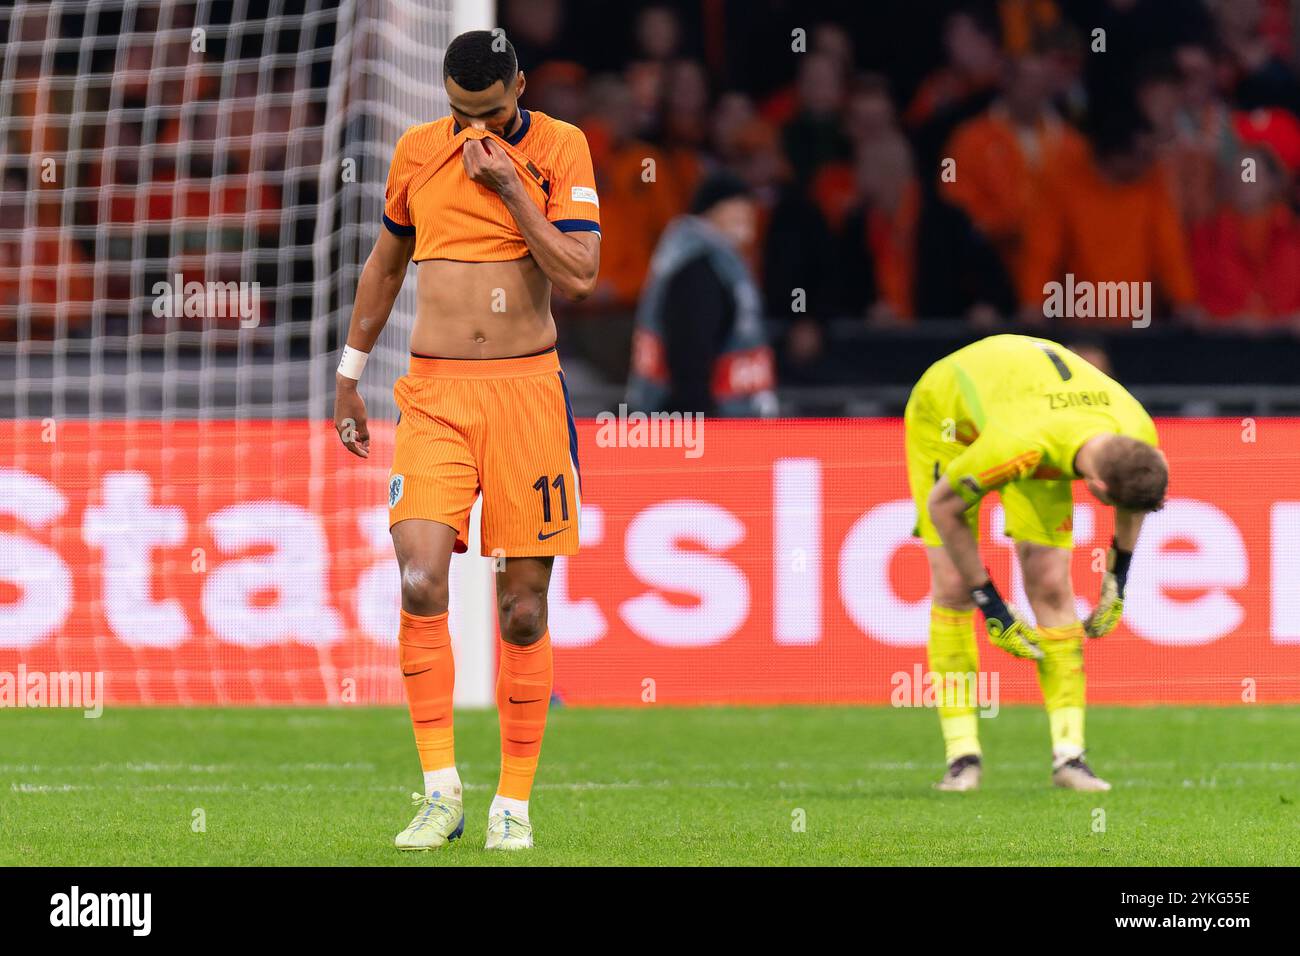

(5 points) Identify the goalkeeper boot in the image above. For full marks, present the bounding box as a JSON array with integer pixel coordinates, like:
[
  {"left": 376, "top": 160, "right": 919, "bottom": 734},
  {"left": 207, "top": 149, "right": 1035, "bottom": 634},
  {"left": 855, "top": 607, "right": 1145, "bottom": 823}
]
[
  {"left": 934, "top": 754, "right": 982, "bottom": 792},
  {"left": 485, "top": 809, "right": 534, "bottom": 851},
  {"left": 394, "top": 791, "right": 465, "bottom": 851},
  {"left": 1052, "top": 756, "right": 1111, "bottom": 792}
]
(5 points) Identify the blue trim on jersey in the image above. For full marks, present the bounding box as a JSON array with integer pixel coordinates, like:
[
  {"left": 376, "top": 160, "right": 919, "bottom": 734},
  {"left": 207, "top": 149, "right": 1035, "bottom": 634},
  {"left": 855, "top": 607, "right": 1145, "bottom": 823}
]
[
  {"left": 551, "top": 218, "right": 600, "bottom": 234},
  {"left": 505, "top": 109, "right": 531, "bottom": 146},
  {"left": 382, "top": 214, "right": 415, "bottom": 237},
  {"left": 558, "top": 370, "right": 581, "bottom": 495}
]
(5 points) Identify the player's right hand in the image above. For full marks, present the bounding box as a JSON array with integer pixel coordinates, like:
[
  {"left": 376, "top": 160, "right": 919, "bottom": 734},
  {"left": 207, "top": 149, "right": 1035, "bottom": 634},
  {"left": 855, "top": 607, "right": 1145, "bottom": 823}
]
[
  {"left": 971, "top": 580, "right": 1043, "bottom": 661},
  {"left": 334, "top": 381, "right": 370, "bottom": 459}
]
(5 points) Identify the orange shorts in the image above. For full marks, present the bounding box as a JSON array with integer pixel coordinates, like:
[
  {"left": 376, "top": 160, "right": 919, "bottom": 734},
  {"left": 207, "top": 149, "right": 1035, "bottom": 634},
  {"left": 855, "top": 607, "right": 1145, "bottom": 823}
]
[{"left": 388, "top": 347, "right": 581, "bottom": 556}]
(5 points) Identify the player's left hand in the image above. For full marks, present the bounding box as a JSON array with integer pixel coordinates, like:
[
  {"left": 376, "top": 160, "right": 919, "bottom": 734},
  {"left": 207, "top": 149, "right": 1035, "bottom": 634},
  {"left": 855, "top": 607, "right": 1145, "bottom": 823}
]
[
  {"left": 1084, "top": 571, "right": 1123, "bottom": 638},
  {"left": 462, "top": 136, "right": 520, "bottom": 196},
  {"left": 1083, "top": 544, "right": 1132, "bottom": 638}
]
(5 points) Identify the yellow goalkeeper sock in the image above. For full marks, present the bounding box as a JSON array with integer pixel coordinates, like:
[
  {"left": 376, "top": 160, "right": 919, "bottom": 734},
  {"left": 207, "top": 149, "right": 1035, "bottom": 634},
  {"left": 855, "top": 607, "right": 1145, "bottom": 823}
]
[
  {"left": 1036, "top": 621, "right": 1086, "bottom": 762},
  {"left": 928, "top": 605, "right": 982, "bottom": 762}
]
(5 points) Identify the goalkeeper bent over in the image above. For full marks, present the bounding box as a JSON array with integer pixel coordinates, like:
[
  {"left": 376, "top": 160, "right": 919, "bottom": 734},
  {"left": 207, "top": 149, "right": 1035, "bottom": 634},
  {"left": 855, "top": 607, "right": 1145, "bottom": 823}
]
[{"left": 903, "top": 335, "right": 1168, "bottom": 792}]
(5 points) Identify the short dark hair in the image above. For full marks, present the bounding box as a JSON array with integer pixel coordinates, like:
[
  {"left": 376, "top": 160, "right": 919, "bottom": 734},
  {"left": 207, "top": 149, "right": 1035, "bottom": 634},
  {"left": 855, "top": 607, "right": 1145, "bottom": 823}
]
[
  {"left": 690, "top": 170, "right": 752, "bottom": 215},
  {"left": 1099, "top": 437, "right": 1168, "bottom": 512},
  {"left": 444, "top": 30, "right": 518, "bottom": 92}
]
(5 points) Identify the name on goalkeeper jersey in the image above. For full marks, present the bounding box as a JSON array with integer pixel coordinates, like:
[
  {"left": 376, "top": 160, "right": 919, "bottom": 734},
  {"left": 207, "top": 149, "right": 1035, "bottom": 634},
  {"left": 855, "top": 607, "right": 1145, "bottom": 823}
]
[{"left": 1047, "top": 389, "right": 1111, "bottom": 410}]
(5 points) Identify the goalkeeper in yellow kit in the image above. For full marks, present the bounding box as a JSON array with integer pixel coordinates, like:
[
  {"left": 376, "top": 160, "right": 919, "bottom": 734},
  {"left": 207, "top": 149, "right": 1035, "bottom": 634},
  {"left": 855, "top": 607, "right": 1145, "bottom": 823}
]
[{"left": 905, "top": 334, "right": 1168, "bottom": 792}]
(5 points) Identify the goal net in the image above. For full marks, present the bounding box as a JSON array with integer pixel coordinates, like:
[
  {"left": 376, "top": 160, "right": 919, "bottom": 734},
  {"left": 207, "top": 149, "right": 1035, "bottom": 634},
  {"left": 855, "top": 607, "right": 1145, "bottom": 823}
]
[{"left": 0, "top": 0, "right": 496, "bottom": 707}]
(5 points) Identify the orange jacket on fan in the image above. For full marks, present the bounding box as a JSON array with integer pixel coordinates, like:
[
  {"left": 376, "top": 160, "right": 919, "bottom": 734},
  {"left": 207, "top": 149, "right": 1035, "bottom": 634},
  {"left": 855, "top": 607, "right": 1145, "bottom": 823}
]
[
  {"left": 382, "top": 109, "right": 601, "bottom": 260},
  {"left": 586, "top": 139, "right": 682, "bottom": 306},
  {"left": 1017, "top": 145, "right": 1196, "bottom": 319},
  {"left": 941, "top": 107, "right": 1086, "bottom": 277}
]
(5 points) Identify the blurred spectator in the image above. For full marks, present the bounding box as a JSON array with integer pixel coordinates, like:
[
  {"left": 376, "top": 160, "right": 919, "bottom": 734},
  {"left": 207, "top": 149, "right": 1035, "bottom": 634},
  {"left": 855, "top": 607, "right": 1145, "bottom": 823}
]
[
  {"left": 502, "top": 0, "right": 569, "bottom": 71},
  {"left": 760, "top": 22, "right": 856, "bottom": 126},
  {"left": 836, "top": 135, "right": 920, "bottom": 323},
  {"left": 527, "top": 60, "right": 589, "bottom": 123},
  {"left": 731, "top": 119, "right": 836, "bottom": 344},
  {"left": 904, "top": 14, "right": 1024, "bottom": 321},
  {"left": 636, "top": 4, "right": 682, "bottom": 60},
  {"left": 650, "top": 59, "right": 711, "bottom": 202},
  {"left": 1018, "top": 121, "right": 1198, "bottom": 325},
  {"left": 712, "top": 92, "right": 759, "bottom": 163},
  {"left": 583, "top": 76, "right": 683, "bottom": 308},
  {"left": 626, "top": 172, "right": 776, "bottom": 416},
  {"left": 810, "top": 74, "right": 899, "bottom": 231},
  {"left": 905, "top": 7, "right": 1003, "bottom": 128},
  {"left": 1068, "top": 0, "right": 1215, "bottom": 124},
  {"left": 941, "top": 52, "right": 1086, "bottom": 281},
  {"left": 1039, "top": 21, "right": 1089, "bottom": 124},
  {"left": 627, "top": 5, "right": 684, "bottom": 132},
  {"left": 1167, "top": 40, "right": 1239, "bottom": 224},
  {"left": 1212, "top": 0, "right": 1300, "bottom": 113},
  {"left": 780, "top": 52, "right": 852, "bottom": 185},
  {"left": 1137, "top": 54, "right": 1220, "bottom": 225},
  {"left": 908, "top": 7, "right": 1004, "bottom": 244},
  {"left": 1191, "top": 145, "right": 1300, "bottom": 327}
]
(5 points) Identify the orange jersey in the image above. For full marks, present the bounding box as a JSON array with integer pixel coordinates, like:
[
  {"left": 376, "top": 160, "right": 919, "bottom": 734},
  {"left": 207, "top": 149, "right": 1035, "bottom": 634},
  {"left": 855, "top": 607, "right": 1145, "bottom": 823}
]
[{"left": 382, "top": 109, "right": 601, "bottom": 262}]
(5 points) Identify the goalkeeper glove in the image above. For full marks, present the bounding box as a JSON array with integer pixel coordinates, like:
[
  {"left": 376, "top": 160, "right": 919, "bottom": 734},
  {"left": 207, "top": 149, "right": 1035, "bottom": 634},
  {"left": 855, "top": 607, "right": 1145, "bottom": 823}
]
[
  {"left": 971, "top": 578, "right": 1043, "bottom": 660},
  {"left": 1084, "top": 541, "right": 1132, "bottom": 638}
]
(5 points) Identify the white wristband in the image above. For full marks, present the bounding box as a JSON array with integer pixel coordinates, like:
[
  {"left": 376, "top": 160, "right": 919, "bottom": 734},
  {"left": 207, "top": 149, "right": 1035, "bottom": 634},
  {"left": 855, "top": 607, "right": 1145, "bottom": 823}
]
[{"left": 337, "top": 345, "right": 369, "bottom": 380}]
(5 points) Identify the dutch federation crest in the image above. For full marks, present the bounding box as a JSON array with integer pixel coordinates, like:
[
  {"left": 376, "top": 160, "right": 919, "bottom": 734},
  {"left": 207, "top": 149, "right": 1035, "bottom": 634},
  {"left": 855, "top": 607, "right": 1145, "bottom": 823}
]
[{"left": 388, "top": 474, "right": 404, "bottom": 509}]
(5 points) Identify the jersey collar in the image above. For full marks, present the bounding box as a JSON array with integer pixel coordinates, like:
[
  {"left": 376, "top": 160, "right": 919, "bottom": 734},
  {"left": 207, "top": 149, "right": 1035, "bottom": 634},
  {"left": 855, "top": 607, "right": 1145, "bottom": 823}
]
[{"left": 451, "top": 108, "right": 531, "bottom": 146}]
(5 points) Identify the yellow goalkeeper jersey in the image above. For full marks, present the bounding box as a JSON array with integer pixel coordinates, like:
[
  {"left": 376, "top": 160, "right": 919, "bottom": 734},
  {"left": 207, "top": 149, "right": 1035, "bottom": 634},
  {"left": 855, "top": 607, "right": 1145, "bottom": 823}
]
[{"left": 928, "top": 335, "right": 1158, "bottom": 505}]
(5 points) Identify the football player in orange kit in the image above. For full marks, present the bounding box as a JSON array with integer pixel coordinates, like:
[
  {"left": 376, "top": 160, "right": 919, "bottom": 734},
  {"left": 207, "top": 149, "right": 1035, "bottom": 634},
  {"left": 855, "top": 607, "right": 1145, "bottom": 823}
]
[{"left": 332, "top": 30, "right": 600, "bottom": 851}]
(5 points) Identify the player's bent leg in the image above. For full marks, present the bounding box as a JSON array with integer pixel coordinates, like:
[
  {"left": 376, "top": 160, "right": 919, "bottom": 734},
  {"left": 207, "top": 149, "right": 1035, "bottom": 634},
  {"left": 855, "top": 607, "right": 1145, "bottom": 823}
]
[
  {"left": 926, "top": 547, "right": 983, "bottom": 792},
  {"left": 487, "top": 556, "right": 555, "bottom": 850},
  {"left": 391, "top": 519, "right": 466, "bottom": 849},
  {"left": 1017, "top": 540, "right": 1110, "bottom": 792}
]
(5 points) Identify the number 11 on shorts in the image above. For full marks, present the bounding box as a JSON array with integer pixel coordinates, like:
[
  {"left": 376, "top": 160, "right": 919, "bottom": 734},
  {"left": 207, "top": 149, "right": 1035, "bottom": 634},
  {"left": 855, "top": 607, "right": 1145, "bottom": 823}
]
[{"left": 532, "top": 474, "right": 570, "bottom": 524}]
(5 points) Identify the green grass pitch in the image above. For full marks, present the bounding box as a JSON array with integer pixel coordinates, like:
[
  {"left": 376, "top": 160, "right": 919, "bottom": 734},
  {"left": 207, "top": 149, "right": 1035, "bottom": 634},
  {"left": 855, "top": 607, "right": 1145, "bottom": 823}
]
[{"left": 3, "top": 705, "right": 1298, "bottom": 866}]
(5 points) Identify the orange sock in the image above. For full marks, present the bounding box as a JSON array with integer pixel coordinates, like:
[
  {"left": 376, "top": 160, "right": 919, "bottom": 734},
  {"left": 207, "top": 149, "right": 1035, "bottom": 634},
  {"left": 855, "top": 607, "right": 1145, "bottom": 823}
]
[
  {"left": 398, "top": 609, "right": 456, "bottom": 772},
  {"left": 495, "top": 631, "right": 553, "bottom": 801}
]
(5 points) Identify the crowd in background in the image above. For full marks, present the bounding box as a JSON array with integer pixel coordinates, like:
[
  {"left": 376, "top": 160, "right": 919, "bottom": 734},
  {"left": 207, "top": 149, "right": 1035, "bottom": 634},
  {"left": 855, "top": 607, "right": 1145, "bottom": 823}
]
[
  {"left": 7, "top": 0, "right": 1300, "bottom": 354},
  {"left": 508, "top": 0, "right": 1300, "bottom": 355}
]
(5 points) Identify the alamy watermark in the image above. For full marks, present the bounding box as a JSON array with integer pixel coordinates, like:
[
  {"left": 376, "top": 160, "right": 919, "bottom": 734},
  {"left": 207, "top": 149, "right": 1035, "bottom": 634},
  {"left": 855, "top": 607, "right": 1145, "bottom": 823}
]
[
  {"left": 0, "top": 666, "right": 104, "bottom": 717},
  {"left": 151, "top": 274, "right": 261, "bottom": 327},
  {"left": 50, "top": 886, "right": 151, "bottom": 936},
  {"left": 890, "top": 664, "right": 999, "bottom": 717},
  {"left": 1042, "top": 273, "right": 1151, "bottom": 329},
  {"left": 595, "top": 403, "right": 704, "bottom": 459}
]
